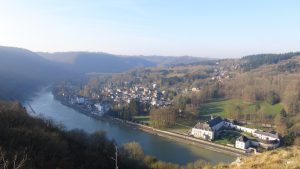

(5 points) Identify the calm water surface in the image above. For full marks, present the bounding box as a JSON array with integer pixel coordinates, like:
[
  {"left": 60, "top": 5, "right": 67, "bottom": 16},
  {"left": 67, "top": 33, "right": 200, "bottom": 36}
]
[{"left": 24, "top": 90, "right": 236, "bottom": 165}]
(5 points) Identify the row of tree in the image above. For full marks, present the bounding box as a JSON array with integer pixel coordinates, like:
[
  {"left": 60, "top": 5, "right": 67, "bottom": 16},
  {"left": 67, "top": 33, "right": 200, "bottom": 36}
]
[
  {"left": 150, "top": 106, "right": 177, "bottom": 128},
  {"left": 110, "top": 99, "right": 150, "bottom": 121}
]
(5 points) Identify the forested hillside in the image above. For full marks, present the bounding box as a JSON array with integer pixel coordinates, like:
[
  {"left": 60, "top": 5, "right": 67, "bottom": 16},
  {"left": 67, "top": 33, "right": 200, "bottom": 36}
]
[
  {"left": 0, "top": 46, "right": 72, "bottom": 100},
  {"left": 0, "top": 102, "right": 148, "bottom": 169},
  {"left": 241, "top": 52, "right": 300, "bottom": 71}
]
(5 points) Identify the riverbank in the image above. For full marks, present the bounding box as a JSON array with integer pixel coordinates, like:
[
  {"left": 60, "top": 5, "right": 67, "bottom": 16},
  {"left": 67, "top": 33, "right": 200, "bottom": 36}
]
[
  {"left": 111, "top": 118, "right": 247, "bottom": 157},
  {"left": 53, "top": 92, "right": 247, "bottom": 158}
]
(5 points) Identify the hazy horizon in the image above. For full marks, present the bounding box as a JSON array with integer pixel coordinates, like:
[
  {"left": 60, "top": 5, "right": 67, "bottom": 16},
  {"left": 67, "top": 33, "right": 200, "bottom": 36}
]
[{"left": 1, "top": 0, "right": 300, "bottom": 58}]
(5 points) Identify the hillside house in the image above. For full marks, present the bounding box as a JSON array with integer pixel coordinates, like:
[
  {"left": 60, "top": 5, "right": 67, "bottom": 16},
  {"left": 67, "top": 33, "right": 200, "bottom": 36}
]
[{"left": 191, "top": 116, "right": 224, "bottom": 140}]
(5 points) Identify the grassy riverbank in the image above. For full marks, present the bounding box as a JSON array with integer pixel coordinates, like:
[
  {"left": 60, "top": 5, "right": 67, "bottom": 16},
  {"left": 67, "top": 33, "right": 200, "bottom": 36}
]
[{"left": 111, "top": 118, "right": 246, "bottom": 157}]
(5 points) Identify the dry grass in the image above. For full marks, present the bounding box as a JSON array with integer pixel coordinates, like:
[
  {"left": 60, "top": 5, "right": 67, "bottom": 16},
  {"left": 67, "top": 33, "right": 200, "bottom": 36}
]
[{"left": 211, "top": 146, "right": 300, "bottom": 169}]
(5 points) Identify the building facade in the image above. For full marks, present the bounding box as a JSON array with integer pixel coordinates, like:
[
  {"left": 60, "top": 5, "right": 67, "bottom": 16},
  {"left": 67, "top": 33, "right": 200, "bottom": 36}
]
[
  {"left": 191, "top": 117, "right": 224, "bottom": 140},
  {"left": 235, "top": 136, "right": 251, "bottom": 150}
]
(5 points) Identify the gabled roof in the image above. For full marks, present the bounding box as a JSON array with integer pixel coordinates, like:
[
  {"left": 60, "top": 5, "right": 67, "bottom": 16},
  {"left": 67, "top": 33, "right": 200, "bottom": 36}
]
[
  {"left": 254, "top": 130, "right": 279, "bottom": 139},
  {"left": 207, "top": 116, "right": 223, "bottom": 127},
  {"left": 194, "top": 122, "right": 212, "bottom": 131},
  {"left": 193, "top": 116, "right": 223, "bottom": 131}
]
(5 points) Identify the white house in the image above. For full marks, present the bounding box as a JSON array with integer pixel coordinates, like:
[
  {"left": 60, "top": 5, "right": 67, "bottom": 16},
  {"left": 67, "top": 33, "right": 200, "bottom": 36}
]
[
  {"left": 191, "top": 116, "right": 224, "bottom": 140},
  {"left": 191, "top": 116, "right": 281, "bottom": 150},
  {"left": 235, "top": 136, "right": 251, "bottom": 150},
  {"left": 234, "top": 125, "right": 256, "bottom": 134},
  {"left": 252, "top": 130, "right": 280, "bottom": 141},
  {"left": 252, "top": 130, "right": 280, "bottom": 149}
]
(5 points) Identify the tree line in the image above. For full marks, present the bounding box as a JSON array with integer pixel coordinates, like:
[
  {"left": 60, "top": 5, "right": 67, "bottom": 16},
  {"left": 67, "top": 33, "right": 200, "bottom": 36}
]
[{"left": 242, "top": 52, "right": 300, "bottom": 71}]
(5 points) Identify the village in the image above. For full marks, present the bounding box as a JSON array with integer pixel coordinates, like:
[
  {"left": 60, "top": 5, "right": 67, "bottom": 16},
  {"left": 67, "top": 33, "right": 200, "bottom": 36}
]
[
  {"left": 53, "top": 82, "right": 172, "bottom": 115},
  {"left": 53, "top": 85, "right": 281, "bottom": 155},
  {"left": 99, "top": 83, "right": 172, "bottom": 107}
]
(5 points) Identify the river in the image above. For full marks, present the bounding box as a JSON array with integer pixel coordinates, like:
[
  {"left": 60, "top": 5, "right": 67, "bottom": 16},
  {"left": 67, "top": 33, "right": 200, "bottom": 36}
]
[{"left": 24, "top": 90, "right": 236, "bottom": 165}]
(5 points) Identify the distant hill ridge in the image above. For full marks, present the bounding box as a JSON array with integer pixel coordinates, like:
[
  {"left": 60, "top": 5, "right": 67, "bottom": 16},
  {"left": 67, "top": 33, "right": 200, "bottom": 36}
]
[
  {"left": 0, "top": 46, "right": 69, "bottom": 100},
  {"left": 38, "top": 52, "right": 156, "bottom": 73},
  {"left": 242, "top": 52, "right": 300, "bottom": 71},
  {"left": 1, "top": 45, "right": 300, "bottom": 100},
  {"left": 39, "top": 52, "right": 212, "bottom": 67},
  {"left": 0, "top": 46, "right": 154, "bottom": 100}
]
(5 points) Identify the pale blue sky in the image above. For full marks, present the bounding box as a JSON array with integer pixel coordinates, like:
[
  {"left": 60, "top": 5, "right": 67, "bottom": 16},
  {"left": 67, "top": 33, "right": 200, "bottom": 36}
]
[{"left": 0, "top": 0, "right": 299, "bottom": 58}]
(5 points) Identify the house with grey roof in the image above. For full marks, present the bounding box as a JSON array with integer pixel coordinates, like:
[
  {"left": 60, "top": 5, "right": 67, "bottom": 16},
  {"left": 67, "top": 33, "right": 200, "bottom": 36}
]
[{"left": 191, "top": 116, "right": 224, "bottom": 140}]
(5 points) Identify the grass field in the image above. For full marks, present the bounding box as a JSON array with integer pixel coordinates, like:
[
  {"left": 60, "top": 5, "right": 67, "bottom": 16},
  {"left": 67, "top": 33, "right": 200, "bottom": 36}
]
[
  {"left": 213, "top": 130, "right": 241, "bottom": 145},
  {"left": 198, "top": 99, "right": 283, "bottom": 118},
  {"left": 165, "top": 123, "right": 191, "bottom": 135},
  {"left": 133, "top": 115, "right": 192, "bottom": 134}
]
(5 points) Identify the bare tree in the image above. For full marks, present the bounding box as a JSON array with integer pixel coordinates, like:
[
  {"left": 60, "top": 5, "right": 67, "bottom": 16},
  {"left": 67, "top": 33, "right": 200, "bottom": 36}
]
[
  {"left": 0, "top": 148, "right": 27, "bottom": 169},
  {"left": 110, "top": 145, "right": 118, "bottom": 169}
]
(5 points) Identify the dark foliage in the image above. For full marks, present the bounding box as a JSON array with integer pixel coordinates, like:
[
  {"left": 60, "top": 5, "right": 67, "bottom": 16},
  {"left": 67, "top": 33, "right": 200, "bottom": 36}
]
[
  {"left": 266, "top": 91, "right": 280, "bottom": 105},
  {"left": 0, "top": 102, "right": 147, "bottom": 169},
  {"left": 278, "top": 61, "right": 300, "bottom": 72},
  {"left": 242, "top": 52, "right": 300, "bottom": 71}
]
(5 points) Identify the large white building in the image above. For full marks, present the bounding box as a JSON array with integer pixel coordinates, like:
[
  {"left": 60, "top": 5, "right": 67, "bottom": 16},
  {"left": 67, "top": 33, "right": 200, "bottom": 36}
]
[{"left": 191, "top": 117, "right": 224, "bottom": 140}]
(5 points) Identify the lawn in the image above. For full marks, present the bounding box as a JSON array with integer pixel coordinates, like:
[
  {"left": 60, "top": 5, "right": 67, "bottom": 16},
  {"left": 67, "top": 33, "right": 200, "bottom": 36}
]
[
  {"left": 164, "top": 123, "right": 191, "bottom": 135},
  {"left": 132, "top": 116, "right": 193, "bottom": 135},
  {"left": 213, "top": 130, "right": 241, "bottom": 145},
  {"left": 175, "top": 118, "right": 199, "bottom": 127},
  {"left": 198, "top": 99, "right": 283, "bottom": 118}
]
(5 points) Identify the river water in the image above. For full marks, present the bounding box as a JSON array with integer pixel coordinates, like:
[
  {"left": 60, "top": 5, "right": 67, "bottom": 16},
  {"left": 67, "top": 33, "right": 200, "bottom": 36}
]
[{"left": 24, "top": 90, "right": 236, "bottom": 165}]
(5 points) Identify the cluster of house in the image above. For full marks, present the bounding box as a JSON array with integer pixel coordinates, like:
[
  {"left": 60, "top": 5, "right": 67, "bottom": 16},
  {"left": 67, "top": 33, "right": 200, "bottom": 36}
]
[
  {"left": 191, "top": 116, "right": 280, "bottom": 151},
  {"left": 211, "top": 68, "right": 230, "bottom": 82},
  {"left": 211, "top": 62, "right": 240, "bottom": 83},
  {"left": 70, "top": 96, "right": 111, "bottom": 116},
  {"left": 55, "top": 82, "right": 172, "bottom": 114},
  {"left": 100, "top": 83, "right": 172, "bottom": 107},
  {"left": 55, "top": 85, "right": 111, "bottom": 116}
]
